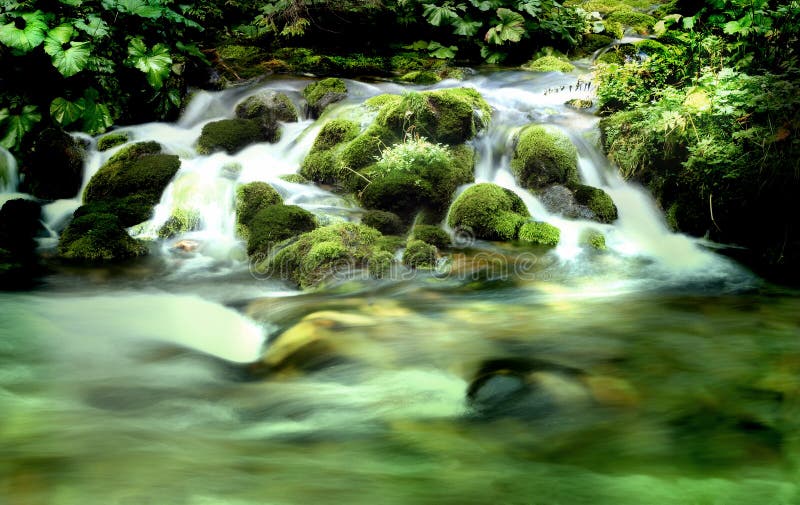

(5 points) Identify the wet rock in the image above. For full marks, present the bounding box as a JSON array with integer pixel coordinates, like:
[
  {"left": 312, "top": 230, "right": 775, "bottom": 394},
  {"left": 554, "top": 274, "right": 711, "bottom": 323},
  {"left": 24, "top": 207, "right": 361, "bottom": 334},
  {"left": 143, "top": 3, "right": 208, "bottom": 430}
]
[
  {"left": 235, "top": 90, "right": 299, "bottom": 124},
  {"left": 96, "top": 131, "right": 130, "bottom": 151},
  {"left": 21, "top": 127, "right": 85, "bottom": 199},
  {"left": 572, "top": 184, "right": 618, "bottom": 223},
  {"left": 510, "top": 125, "right": 579, "bottom": 190},
  {"left": 402, "top": 239, "right": 438, "bottom": 269},
  {"left": 447, "top": 183, "right": 530, "bottom": 241},
  {"left": 58, "top": 212, "right": 148, "bottom": 262},
  {"left": 235, "top": 181, "right": 284, "bottom": 232},
  {"left": 0, "top": 198, "right": 42, "bottom": 288},
  {"left": 410, "top": 225, "right": 451, "bottom": 250},
  {"left": 197, "top": 118, "right": 278, "bottom": 154},
  {"left": 172, "top": 239, "right": 200, "bottom": 252},
  {"left": 361, "top": 210, "right": 406, "bottom": 235},
  {"left": 303, "top": 78, "right": 347, "bottom": 119},
  {"left": 522, "top": 55, "right": 575, "bottom": 73},
  {"left": 246, "top": 204, "right": 317, "bottom": 257},
  {"left": 539, "top": 184, "right": 595, "bottom": 220}
]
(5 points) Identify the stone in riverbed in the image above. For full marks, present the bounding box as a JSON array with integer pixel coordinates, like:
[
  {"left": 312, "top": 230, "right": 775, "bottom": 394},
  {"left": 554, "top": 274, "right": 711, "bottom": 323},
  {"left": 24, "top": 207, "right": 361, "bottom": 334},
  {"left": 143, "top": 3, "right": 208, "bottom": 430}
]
[
  {"left": 21, "top": 127, "right": 85, "bottom": 200},
  {"left": 197, "top": 118, "right": 278, "bottom": 154},
  {"left": 510, "top": 124, "right": 579, "bottom": 190},
  {"left": 447, "top": 183, "right": 530, "bottom": 241},
  {"left": 303, "top": 78, "right": 347, "bottom": 119}
]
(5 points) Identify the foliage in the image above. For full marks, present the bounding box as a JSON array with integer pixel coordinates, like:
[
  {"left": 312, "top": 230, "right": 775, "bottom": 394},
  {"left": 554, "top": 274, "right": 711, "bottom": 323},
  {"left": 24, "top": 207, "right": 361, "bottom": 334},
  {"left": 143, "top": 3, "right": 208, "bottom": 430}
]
[{"left": 0, "top": 0, "right": 207, "bottom": 153}]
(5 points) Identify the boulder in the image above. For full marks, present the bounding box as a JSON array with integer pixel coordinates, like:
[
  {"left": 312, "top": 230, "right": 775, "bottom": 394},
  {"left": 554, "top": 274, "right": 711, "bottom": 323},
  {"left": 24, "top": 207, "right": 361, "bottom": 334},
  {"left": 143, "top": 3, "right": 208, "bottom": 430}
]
[
  {"left": 96, "top": 131, "right": 130, "bottom": 151},
  {"left": 447, "top": 183, "right": 530, "bottom": 241},
  {"left": 402, "top": 239, "right": 438, "bottom": 269},
  {"left": 246, "top": 204, "right": 318, "bottom": 257},
  {"left": 22, "top": 127, "right": 85, "bottom": 199},
  {"left": 511, "top": 125, "right": 579, "bottom": 190},
  {"left": 58, "top": 212, "right": 147, "bottom": 262},
  {"left": 518, "top": 221, "right": 560, "bottom": 247},
  {"left": 197, "top": 118, "right": 276, "bottom": 154},
  {"left": 235, "top": 90, "right": 299, "bottom": 124},
  {"left": 572, "top": 184, "right": 618, "bottom": 223},
  {"left": 235, "top": 181, "right": 284, "bottom": 229},
  {"left": 410, "top": 224, "right": 451, "bottom": 250},
  {"left": 522, "top": 56, "right": 575, "bottom": 73},
  {"left": 361, "top": 210, "right": 406, "bottom": 235},
  {"left": 303, "top": 78, "right": 347, "bottom": 118}
]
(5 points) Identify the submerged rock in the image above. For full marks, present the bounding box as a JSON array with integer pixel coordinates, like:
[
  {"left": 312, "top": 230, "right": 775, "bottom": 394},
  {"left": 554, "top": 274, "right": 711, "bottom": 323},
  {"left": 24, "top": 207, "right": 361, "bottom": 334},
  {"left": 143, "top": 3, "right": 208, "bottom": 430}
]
[
  {"left": 447, "top": 183, "right": 530, "bottom": 241},
  {"left": 511, "top": 125, "right": 579, "bottom": 190},
  {"left": 22, "top": 127, "right": 85, "bottom": 199}
]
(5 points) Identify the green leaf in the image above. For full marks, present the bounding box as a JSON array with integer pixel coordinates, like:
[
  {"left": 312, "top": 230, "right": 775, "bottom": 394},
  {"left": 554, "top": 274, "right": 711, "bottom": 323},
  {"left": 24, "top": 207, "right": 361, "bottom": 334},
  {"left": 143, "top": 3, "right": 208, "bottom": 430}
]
[
  {"left": 175, "top": 41, "right": 209, "bottom": 64},
  {"left": 74, "top": 15, "right": 110, "bottom": 38},
  {"left": 723, "top": 20, "right": 741, "bottom": 35},
  {"left": 470, "top": 0, "right": 501, "bottom": 10},
  {"left": 117, "top": 0, "right": 163, "bottom": 19},
  {"left": 480, "top": 44, "right": 506, "bottom": 63},
  {"left": 427, "top": 42, "right": 458, "bottom": 59},
  {"left": 683, "top": 16, "right": 695, "bottom": 30},
  {"left": 0, "top": 10, "right": 48, "bottom": 53},
  {"left": 50, "top": 97, "right": 85, "bottom": 126},
  {"left": 76, "top": 89, "right": 113, "bottom": 134},
  {"left": 452, "top": 17, "right": 482, "bottom": 36},
  {"left": 59, "top": 0, "right": 84, "bottom": 6},
  {"left": 0, "top": 105, "right": 41, "bottom": 150},
  {"left": 404, "top": 40, "right": 432, "bottom": 50},
  {"left": 422, "top": 3, "right": 461, "bottom": 26},
  {"left": 44, "top": 24, "right": 91, "bottom": 77},
  {"left": 485, "top": 8, "right": 525, "bottom": 45},
  {"left": 127, "top": 38, "right": 172, "bottom": 89},
  {"left": 515, "top": 0, "right": 542, "bottom": 17}
]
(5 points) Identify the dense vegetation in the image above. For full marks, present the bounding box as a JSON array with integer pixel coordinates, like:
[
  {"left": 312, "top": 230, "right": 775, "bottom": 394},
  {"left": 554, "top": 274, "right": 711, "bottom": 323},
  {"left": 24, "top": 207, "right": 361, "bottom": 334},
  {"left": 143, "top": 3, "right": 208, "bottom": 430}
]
[{"left": 595, "top": 0, "right": 800, "bottom": 278}]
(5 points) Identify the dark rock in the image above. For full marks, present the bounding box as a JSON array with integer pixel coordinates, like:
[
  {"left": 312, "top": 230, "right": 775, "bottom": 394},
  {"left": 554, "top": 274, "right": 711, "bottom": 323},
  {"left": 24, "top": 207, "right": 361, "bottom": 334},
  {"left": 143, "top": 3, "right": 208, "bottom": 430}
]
[{"left": 22, "top": 127, "right": 85, "bottom": 199}]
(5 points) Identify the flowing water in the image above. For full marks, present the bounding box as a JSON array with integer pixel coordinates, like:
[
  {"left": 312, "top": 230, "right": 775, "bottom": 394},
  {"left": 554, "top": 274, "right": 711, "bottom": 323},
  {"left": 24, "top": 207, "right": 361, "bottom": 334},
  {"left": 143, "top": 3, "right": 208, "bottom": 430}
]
[{"left": 2, "top": 71, "right": 799, "bottom": 505}]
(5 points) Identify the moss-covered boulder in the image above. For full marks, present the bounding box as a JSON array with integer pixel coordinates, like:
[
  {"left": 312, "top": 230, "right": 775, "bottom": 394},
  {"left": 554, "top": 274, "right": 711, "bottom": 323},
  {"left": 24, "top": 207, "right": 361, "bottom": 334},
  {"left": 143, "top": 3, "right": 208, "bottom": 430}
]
[
  {"left": 21, "top": 127, "right": 86, "bottom": 200},
  {"left": 279, "top": 173, "right": 310, "bottom": 184},
  {"left": 518, "top": 221, "right": 560, "bottom": 247},
  {"left": 359, "top": 140, "right": 474, "bottom": 220},
  {"left": 235, "top": 182, "right": 284, "bottom": 229},
  {"left": 361, "top": 210, "right": 405, "bottom": 235},
  {"left": 374, "top": 88, "right": 491, "bottom": 145},
  {"left": 606, "top": 10, "right": 656, "bottom": 34},
  {"left": 157, "top": 209, "right": 202, "bottom": 239},
  {"left": 83, "top": 142, "right": 181, "bottom": 226},
  {"left": 399, "top": 70, "right": 441, "bottom": 84},
  {"left": 197, "top": 118, "right": 276, "bottom": 154},
  {"left": 368, "top": 250, "right": 395, "bottom": 278},
  {"left": 574, "top": 33, "right": 615, "bottom": 56},
  {"left": 447, "top": 183, "right": 530, "bottom": 241},
  {"left": 96, "top": 132, "right": 130, "bottom": 151},
  {"left": 410, "top": 224, "right": 451, "bottom": 250},
  {"left": 403, "top": 239, "right": 438, "bottom": 269},
  {"left": 58, "top": 212, "right": 148, "bottom": 261},
  {"left": 522, "top": 56, "right": 575, "bottom": 73},
  {"left": 580, "top": 228, "right": 607, "bottom": 251},
  {"left": 511, "top": 125, "right": 579, "bottom": 190},
  {"left": 572, "top": 184, "right": 618, "bottom": 223},
  {"left": 303, "top": 78, "right": 347, "bottom": 118},
  {"left": 235, "top": 91, "right": 299, "bottom": 124},
  {"left": 258, "top": 222, "right": 384, "bottom": 289},
  {"left": 215, "top": 45, "right": 270, "bottom": 81},
  {"left": 311, "top": 119, "right": 361, "bottom": 152},
  {"left": 246, "top": 204, "right": 317, "bottom": 257}
]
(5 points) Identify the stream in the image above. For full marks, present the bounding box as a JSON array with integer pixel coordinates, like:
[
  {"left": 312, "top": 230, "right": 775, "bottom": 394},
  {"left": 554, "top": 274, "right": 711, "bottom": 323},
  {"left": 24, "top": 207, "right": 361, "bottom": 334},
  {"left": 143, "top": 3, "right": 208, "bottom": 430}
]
[{"left": 1, "top": 70, "right": 799, "bottom": 505}]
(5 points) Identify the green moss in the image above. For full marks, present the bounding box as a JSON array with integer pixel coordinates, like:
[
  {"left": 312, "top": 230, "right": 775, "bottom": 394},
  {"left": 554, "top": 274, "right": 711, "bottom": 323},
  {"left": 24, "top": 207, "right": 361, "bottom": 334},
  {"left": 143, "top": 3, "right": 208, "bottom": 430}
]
[
  {"left": 300, "top": 150, "right": 339, "bottom": 184},
  {"left": 368, "top": 250, "right": 395, "bottom": 278},
  {"left": 399, "top": 70, "right": 441, "bottom": 84},
  {"left": 362, "top": 210, "right": 406, "bottom": 235},
  {"left": 510, "top": 125, "right": 579, "bottom": 190},
  {"left": 603, "top": 20, "right": 625, "bottom": 39},
  {"left": 606, "top": 10, "right": 656, "bottom": 34},
  {"left": 338, "top": 124, "right": 397, "bottom": 172},
  {"left": 235, "top": 91, "right": 298, "bottom": 124},
  {"left": 96, "top": 132, "right": 130, "bottom": 151},
  {"left": 264, "top": 222, "right": 382, "bottom": 288},
  {"left": 197, "top": 119, "right": 269, "bottom": 154},
  {"left": 634, "top": 39, "right": 669, "bottom": 57},
  {"left": 518, "top": 221, "right": 560, "bottom": 247},
  {"left": 567, "top": 0, "right": 633, "bottom": 14},
  {"left": 403, "top": 239, "right": 438, "bottom": 269},
  {"left": 364, "top": 94, "right": 402, "bottom": 111},
  {"left": 411, "top": 225, "right": 451, "bottom": 249},
  {"left": 375, "top": 234, "right": 406, "bottom": 253},
  {"left": 447, "top": 183, "right": 530, "bottom": 241},
  {"left": 73, "top": 195, "right": 154, "bottom": 228},
  {"left": 303, "top": 78, "right": 347, "bottom": 107},
  {"left": 598, "top": 110, "right": 648, "bottom": 177},
  {"left": 58, "top": 212, "right": 147, "bottom": 261},
  {"left": 522, "top": 56, "right": 575, "bottom": 73},
  {"left": 246, "top": 204, "right": 317, "bottom": 257},
  {"left": 216, "top": 45, "right": 269, "bottom": 79},
  {"left": 279, "top": 173, "right": 310, "bottom": 184},
  {"left": 302, "top": 240, "right": 350, "bottom": 273},
  {"left": 311, "top": 119, "right": 360, "bottom": 152},
  {"left": 572, "top": 184, "right": 618, "bottom": 223},
  {"left": 580, "top": 228, "right": 607, "bottom": 250},
  {"left": 235, "top": 182, "right": 284, "bottom": 227},
  {"left": 577, "top": 34, "right": 614, "bottom": 55},
  {"left": 375, "top": 87, "right": 491, "bottom": 145},
  {"left": 83, "top": 142, "right": 180, "bottom": 226},
  {"left": 390, "top": 53, "right": 447, "bottom": 73},
  {"left": 596, "top": 43, "right": 639, "bottom": 65},
  {"left": 157, "top": 209, "right": 202, "bottom": 239},
  {"left": 566, "top": 99, "right": 594, "bottom": 109}
]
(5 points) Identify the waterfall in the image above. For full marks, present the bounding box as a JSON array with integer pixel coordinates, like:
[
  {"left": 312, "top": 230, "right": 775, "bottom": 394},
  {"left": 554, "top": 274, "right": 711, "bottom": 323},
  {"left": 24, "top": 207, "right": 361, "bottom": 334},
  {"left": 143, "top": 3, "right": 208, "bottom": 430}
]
[{"left": 0, "top": 147, "right": 18, "bottom": 194}]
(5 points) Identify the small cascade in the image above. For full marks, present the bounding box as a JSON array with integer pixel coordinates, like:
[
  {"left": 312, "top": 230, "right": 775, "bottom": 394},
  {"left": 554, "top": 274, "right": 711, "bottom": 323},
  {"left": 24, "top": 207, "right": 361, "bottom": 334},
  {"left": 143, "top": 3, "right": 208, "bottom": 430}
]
[{"left": 0, "top": 147, "right": 19, "bottom": 194}]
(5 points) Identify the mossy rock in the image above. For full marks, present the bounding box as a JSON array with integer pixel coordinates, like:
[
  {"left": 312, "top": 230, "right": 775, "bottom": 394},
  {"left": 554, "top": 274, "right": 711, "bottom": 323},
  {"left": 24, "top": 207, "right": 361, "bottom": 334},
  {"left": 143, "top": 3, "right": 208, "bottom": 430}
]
[
  {"left": 522, "top": 56, "right": 575, "bottom": 73},
  {"left": 260, "top": 222, "right": 382, "bottom": 289},
  {"left": 197, "top": 118, "right": 274, "bottom": 154},
  {"left": 565, "top": 98, "right": 594, "bottom": 109},
  {"left": 359, "top": 142, "right": 474, "bottom": 220},
  {"left": 634, "top": 39, "right": 669, "bottom": 57},
  {"left": 310, "top": 119, "right": 360, "bottom": 153},
  {"left": 447, "top": 183, "right": 530, "bottom": 241},
  {"left": 158, "top": 209, "right": 202, "bottom": 239},
  {"left": 403, "top": 239, "right": 438, "bottom": 269},
  {"left": 410, "top": 224, "right": 451, "bottom": 250},
  {"left": 576, "top": 34, "right": 614, "bottom": 55},
  {"left": 572, "top": 184, "right": 618, "bottom": 223},
  {"left": 22, "top": 127, "right": 86, "bottom": 200},
  {"left": 58, "top": 212, "right": 148, "bottom": 262},
  {"left": 580, "top": 228, "right": 607, "bottom": 250},
  {"left": 216, "top": 45, "right": 270, "bottom": 80},
  {"left": 374, "top": 87, "right": 491, "bottom": 145},
  {"left": 83, "top": 142, "right": 181, "bottom": 226},
  {"left": 235, "top": 181, "right": 284, "bottom": 227},
  {"left": 510, "top": 125, "right": 579, "bottom": 190},
  {"left": 96, "top": 132, "right": 130, "bottom": 151},
  {"left": 596, "top": 43, "right": 638, "bottom": 65},
  {"left": 303, "top": 78, "right": 347, "bottom": 118},
  {"left": 375, "top": 234, "right": 406, "bottom": 253},
  {"left": 299, "top": 150, "right": 339, "bottom": 185},
  {"left": 518, "top": 221, "right": 560, "bottom": 247},
  {"left": 368, "top": 250, "right": 395, "bottom": 278},
  {"left": 602, "top": 20, "right": 625, "bottom": 39},
  {"left": 362, "top": 210, "right": 406, "bottom": 235},
  {"left": 279, "top": 173, "right": 310, "bottom": 184},
  {"left": 246, "top": 204, "right": 318, "bottom": 257},
  {"left": 338, "top": 124, "right": 397, "bottom": 173},
  {"left": 606, "top": 10, "right": 656, "bottom": 34},
  {"left": 235, "top": 91, "right": 299, "bottom": 124},
  {"left": 399, "top": 70, "right": 441, "bottom": 84}
]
